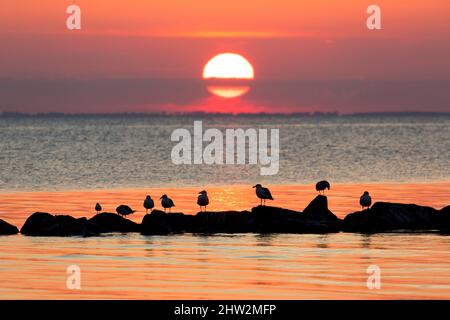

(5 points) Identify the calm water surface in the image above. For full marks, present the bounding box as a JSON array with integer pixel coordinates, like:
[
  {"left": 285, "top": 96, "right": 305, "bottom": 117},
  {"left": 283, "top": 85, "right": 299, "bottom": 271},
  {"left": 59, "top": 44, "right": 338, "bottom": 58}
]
[
  {"left": 0, "top": 114, "right": 449, "bottom": 191},
  {"left": 1, "top": 232, "right": 450, "bottom": 299},
  {"left": 1, "top": 114, "right": 449, "bottom": 300}
]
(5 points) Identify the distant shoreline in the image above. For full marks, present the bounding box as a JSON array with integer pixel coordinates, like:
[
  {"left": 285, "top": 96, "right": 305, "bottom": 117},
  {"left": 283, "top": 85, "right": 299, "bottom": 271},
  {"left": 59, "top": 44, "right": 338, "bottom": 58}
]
[{"left": 1, "top": 111, "right": 450, "bottom": 118}]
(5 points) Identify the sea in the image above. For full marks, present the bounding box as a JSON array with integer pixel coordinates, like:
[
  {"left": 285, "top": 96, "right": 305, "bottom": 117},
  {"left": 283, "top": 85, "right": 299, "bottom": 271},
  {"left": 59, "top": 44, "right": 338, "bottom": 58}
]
[
  {"left": 0, "top": 113, "right": 449, "bottom": 191},
  {"left": 0, "top": 113, "right": 449, "bottom": 299}
]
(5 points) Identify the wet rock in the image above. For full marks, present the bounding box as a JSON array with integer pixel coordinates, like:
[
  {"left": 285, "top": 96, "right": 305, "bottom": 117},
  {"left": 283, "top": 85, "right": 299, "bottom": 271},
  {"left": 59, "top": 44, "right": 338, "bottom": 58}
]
[
  {"left": 343, "top": 202, "right": 440, "bottom": 232},
  {"left": 302, "top": 195, "right": 340, "bottom": 221},
  {"left": 20, "top": 212, "right": 53, "bottom": 235},
  {"left": 0, "top": 218, "right": 19, "bottom": 235},
  {"left": 89, "top": 212, "right": 140, "bottom": 233},
  {"left": 438, "top": 206, "right": 450, "bottom": 232},
  {"left": 195, "top": 211, "right": 253, "bottom": 233},
  {"left": 20, "top": 212, "right": 102, "bottom": 236},
  {"left": 141, "top": 210, "right": 170, "bottom": 235},
  {"left": 251, "top": 205, "right": 341, "bottom": 233},
  {"left": 252, "top": 205, "right": 299, "bottom": 232},
  {"left": 441, "top": 206, "right": 450, "bottom": 215},
  {"left": 166, "top": 212, "right": 196, "bottom": 233},
  {"left": 141, "top": 210, "right": 255, "bottom": 234},
  {"left": 141, "top": 210, "right": 197, "bottom": 235}
]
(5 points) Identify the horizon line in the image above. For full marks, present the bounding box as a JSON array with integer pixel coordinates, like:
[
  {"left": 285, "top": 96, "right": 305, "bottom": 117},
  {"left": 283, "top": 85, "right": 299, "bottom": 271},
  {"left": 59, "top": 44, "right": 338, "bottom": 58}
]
[{"left": 1, "top": 111, "right": 449, "bottom": 117}]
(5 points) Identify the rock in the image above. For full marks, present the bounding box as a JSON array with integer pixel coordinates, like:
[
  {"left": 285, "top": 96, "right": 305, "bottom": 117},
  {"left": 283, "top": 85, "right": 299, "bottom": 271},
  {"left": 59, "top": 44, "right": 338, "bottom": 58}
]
[
  {"left": 20, "top": 212, "right": 102, "bottom": 236},
  {"left": 142, "top": 206, "right": 342, "bottom": 234},
  {"left": 302, "top": 195, "right": 340, "bottom": 221},
  {"left": 141, "top": 210, "right": 170, "bottom": 235},
  {"left": 343, "top": 202, "right": 440, "bottom": 232},
  {"left": 438, "top": 206, "right": 450, "bottom": 232},
  {"left": 89, "top": 212, "right": 140, "bottom": 233},
  {"left": 166, "top": 212, "right": 196, "bottom": 233},
  {"left": 142, "top": 210, "right": 256, "bottom": 234},
  {"left": 141, "top": 210, "right": 197, "bottom": 235},
  {"left": 0, "top": 218, "right": 19, "bottom": 235},
  {"left": 20, "top": 212, "right": 53, "bottom": 235},
  {"left": 441, "top": 206, "right": 450, "bottom": 215},
  {"left": 18, "top": 201, "right": 448, "bottom": 236},
  {"left": 195, "top": 211, "right": 253, "bottom": 233},
  {"left": 251, "top": 205, "right": 341, "bottom": 233},
  {"left": 252, "top": 205, "right": 299, "bottom": 232},
  {"left": 440, "top": 206, "right": 450, "bottom": 215}
]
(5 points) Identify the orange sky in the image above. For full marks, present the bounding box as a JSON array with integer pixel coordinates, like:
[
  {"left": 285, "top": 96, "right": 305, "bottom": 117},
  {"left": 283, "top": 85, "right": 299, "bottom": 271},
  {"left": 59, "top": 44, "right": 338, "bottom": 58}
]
[
  {"left": 4, "top": 0, "right": 449, "bottom": 38},
  {"left": 1, "top": 0, "right": 450, "bottom": 113}
]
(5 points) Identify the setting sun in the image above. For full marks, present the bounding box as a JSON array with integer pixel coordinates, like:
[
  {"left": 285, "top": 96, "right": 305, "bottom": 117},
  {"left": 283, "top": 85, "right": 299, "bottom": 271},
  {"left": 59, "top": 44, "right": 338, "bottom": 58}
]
[
  {"left": 203, "top": 53, "right": 254, "bottom": 98},
  {"left": 203, "top": 53, "right": 254, "bottom": 79}
]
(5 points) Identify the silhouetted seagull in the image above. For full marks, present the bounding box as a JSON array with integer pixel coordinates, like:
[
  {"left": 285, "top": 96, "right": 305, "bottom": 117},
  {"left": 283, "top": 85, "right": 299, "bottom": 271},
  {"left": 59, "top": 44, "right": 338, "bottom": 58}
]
[
  {"left": 160, "top": 194, "right": 175, "bottom": 213},
  {"left": 360, "top": 191, "right": 372, "bottom": 210},
  {"left": 95, "top": 202, "right": 102, "bottom": 214},
  {"left": 143, "top": 195, "right": 154, "bottom": 214},
  {"left": 116, "top": 205, "right": 135, "bottom": 218},
  {"left": 197, "top": 190, "right": 209, "bottom": 212},
  {"left": 316, "top": 180, "right": 331, "bottom": 195},
  {"left": 253, "top": 184, "right": 274, "bottom": 206}
]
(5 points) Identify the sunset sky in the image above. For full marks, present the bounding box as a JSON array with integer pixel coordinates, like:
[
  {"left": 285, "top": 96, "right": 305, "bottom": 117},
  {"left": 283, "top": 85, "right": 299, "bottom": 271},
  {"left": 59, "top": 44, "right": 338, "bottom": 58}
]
[{"left": 1, "top": 0, "right": 449, "bottom": 113}]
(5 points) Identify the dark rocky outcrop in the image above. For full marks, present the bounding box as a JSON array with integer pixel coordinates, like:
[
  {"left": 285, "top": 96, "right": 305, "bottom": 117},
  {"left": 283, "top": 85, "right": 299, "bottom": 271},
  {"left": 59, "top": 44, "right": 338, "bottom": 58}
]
[
  {"left": 166, "top": 212, "right": 196, "bottom": 233},
  {"left": 343, "top": 202, "right": 441, "bottom": 232},
  {"left": 195, "top": 211, "right": 253, "bottom": 233},
  {"left": 438, "top": 206, "right": 450, "bottom": 232},
  {"left": 0, "top": 218, "right": 19, "bottom": 235},
  {"left": 20, "top": 212, "right": 103, "bottom": 236},
  {"left": 89, "top": 212, "right": 140, "bottom": 233},
  {"left": 252, "top": 196, "right": 342, "bottom": 233},
  {"left": 141, "top": 210, "right": 170, "bottom": 235},
  {"left": 140, "top": 196, "right": 344, "bottom": 235},
  {"left": 302, "top": 195, "right": 340, "bottom": 221},
  {"left": 252, "top": 205, "right": 303, "bottom": 233},
  {"left": 441, "top": 206, "right": 450, "bottom": 215},
  {"left": 17, "top": 199, "right": 450, "bottom": 237},
  {"left": 141, "top": 210, "right": 255, "bottom": 235},
  {"left": 141, "top": 210, "right": 196, "bottom": 235}
]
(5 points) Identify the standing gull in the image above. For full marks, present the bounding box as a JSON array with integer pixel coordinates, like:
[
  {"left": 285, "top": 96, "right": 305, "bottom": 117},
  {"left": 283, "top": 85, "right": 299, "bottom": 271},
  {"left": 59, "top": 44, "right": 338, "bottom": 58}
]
[
  {"left": 160, "top": 194, "right": 175, "bottom": 213},
  {"left": 143, "top": 195, "right": 155, "bottom": 214},
  {"left": 253, "top": 184, "right": 274, "bottom": 206},
  {"left": 197, "top": 190, "right": 209, "bottom": 212},
  {"left": 116, "top": 205, "right": 136, "bottom": 218},
  {"left": 95, "top": 202, "right": 102, "bottom": 214},
  {"left": 316, "top": 180, "right": 331, "bottom": 195},
  {"left": 360, "top": 191, "right": 372, "bottom": 210}
]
